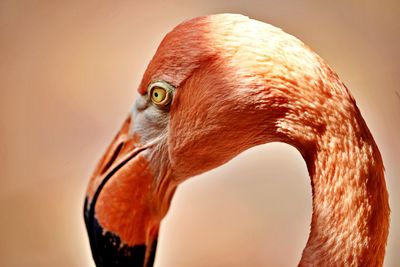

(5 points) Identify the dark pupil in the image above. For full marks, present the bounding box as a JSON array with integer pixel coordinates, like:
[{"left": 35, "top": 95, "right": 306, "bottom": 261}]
[{"left": 154, "top": 92, "right": 158, "bottom": 97}]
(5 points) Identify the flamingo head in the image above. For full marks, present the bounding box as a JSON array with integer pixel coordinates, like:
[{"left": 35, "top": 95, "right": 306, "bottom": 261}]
[{"left": 84, "top": 14, "right": 332, "bottom": 266}]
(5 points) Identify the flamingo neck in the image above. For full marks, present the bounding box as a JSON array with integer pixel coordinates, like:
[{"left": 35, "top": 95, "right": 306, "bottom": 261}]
[
  {"left": 300, "top": 124, "right": 388, "bottom": 266},
  {"left": 274, "top": 81, "right": 389, "bottom": 266}
]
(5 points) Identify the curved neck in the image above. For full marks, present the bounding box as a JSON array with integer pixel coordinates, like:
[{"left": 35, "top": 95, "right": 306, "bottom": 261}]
[
  {"left": 300, "top": 124, "right": 389, "bottom": 266},
  {"left": 274, "top": 80, "right": 389, "bottom": 266}
]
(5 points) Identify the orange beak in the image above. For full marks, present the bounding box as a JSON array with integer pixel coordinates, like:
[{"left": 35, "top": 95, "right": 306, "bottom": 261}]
[{"left": 84, "top": 116, "right": 160, "bottom": 267}]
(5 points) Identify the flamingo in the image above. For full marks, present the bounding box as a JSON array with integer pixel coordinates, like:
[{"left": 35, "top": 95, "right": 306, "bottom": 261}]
[{"left": 83, "top": 14, "right": 390, "bottom": 267}]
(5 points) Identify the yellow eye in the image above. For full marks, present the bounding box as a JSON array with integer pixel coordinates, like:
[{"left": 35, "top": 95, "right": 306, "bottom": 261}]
[
  {"left": 148, "top": 81, "right": 174, "bottom": 107},
  {"left": 151, "top": 87, "right": 167, "bottom": 103}
]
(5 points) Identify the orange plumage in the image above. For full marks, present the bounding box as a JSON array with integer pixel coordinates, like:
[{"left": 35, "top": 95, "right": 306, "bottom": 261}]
[{"left": 85, "top": 14, "right": 389, "bottom": 267}]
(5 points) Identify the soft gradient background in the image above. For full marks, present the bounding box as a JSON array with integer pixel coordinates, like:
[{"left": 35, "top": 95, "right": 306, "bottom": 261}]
[{"left": 1, "top": 1, "right": 399, "bottom": 266}]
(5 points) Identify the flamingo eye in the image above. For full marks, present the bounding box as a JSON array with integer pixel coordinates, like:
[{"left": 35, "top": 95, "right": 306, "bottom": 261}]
[
  {"left": 148, "top": 81, "right": 174, "bottom": 107},
  {"left": 151, "top": 87, "right": 167, "bottom": 103}
]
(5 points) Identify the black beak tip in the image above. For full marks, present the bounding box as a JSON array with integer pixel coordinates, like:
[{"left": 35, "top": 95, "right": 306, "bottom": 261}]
[{"left": 83, "top": 198, "right": 157, "bottom": 267}]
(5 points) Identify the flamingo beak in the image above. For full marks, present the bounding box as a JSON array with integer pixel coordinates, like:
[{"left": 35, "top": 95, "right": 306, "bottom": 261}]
[{"left": 83, "top": 116, "right": 159, "bottom": 267}]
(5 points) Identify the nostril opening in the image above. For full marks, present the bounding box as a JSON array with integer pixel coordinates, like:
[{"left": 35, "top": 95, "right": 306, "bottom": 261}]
[{"left": 100, "top": 142, "right": 124, "bottom": 175}]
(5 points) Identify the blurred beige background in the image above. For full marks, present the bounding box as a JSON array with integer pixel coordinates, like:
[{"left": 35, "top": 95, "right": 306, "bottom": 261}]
[{"left": 0, "top": 1, "right": 399, "bottom": 266}]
